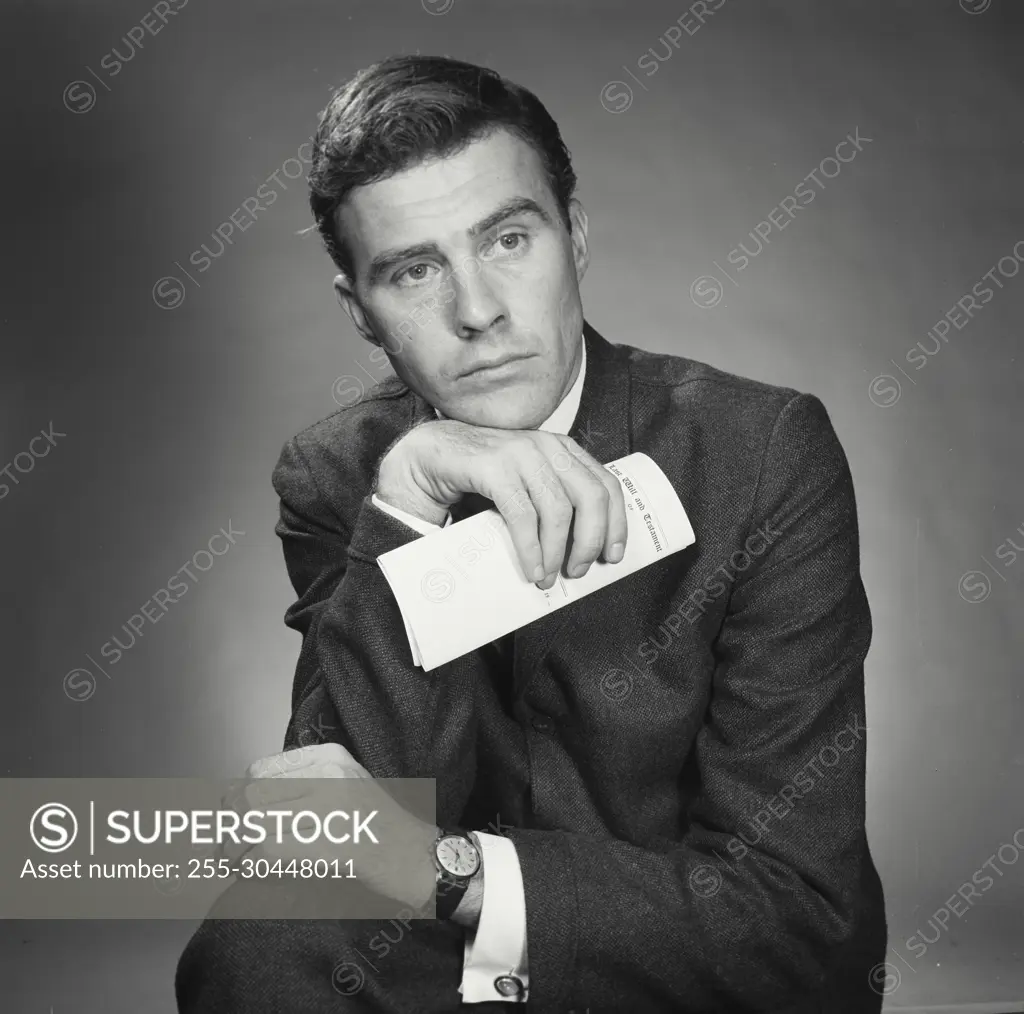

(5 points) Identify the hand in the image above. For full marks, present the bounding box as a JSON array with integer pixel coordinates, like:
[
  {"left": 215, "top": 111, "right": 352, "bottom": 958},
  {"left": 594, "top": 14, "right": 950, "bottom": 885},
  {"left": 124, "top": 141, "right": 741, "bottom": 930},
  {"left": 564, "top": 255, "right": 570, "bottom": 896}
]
[
  {"left": 246, "top": 740, "right": 373, "bottom": 779},
  {"left": 376, "top": 419, "right": 628, "bottom": 589},
  {"left": 222, "top": 743, "right": 436, "bottom": 910}
]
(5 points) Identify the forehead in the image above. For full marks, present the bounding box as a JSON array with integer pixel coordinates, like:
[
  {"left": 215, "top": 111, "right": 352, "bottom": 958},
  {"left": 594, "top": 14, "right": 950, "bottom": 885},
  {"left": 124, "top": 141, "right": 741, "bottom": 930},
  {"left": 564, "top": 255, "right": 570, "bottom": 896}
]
[{"left": 336, "top": 128, "right": 555, "bottom": 262}]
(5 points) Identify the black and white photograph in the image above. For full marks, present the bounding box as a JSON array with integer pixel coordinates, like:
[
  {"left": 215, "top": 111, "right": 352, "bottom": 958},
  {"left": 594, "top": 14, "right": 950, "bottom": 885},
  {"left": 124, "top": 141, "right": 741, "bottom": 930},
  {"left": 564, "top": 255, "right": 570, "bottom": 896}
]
[{"left": 2, "top": 1, "right": 1022, "bottom": 1012}]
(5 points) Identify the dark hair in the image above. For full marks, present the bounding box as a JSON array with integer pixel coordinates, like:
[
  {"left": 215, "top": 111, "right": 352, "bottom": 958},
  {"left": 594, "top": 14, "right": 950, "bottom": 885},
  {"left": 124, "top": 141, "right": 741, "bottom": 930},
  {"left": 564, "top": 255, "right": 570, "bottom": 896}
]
[{"left": 307, "top": 55, "right": 578, "bottom": 277}]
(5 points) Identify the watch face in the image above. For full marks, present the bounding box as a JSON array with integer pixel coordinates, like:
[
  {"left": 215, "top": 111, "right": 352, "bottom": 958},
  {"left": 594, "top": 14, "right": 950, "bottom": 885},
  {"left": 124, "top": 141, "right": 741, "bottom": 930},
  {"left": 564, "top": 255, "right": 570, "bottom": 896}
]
[{"left": 436, "top": 833, "right": 480, "bottom": 877}]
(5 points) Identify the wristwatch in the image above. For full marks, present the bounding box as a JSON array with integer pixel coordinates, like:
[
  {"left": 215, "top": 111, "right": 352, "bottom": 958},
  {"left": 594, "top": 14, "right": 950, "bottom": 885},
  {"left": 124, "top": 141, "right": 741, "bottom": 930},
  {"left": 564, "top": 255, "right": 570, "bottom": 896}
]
[{"left": 432, "top": 827, "right": 481, "bottom": 919}]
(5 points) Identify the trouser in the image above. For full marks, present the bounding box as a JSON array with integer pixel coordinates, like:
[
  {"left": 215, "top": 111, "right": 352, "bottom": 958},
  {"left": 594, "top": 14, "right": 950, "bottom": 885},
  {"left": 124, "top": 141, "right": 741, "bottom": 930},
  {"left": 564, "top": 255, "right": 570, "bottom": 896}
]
[{"left": 175, "top": 905, "right": 515, "bottom": 1013}]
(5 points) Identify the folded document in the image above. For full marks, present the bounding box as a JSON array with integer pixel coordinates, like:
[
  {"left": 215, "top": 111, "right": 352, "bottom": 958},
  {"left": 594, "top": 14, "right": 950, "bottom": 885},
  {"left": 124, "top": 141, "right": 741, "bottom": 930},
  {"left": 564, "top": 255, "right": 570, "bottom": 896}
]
[{"left": 376, "top": 452, "right": 695, "bottom": 671}]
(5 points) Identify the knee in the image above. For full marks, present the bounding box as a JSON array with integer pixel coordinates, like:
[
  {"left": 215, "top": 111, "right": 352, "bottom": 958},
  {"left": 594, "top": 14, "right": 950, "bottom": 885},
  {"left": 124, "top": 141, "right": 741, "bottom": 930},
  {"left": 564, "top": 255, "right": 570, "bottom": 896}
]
[
  {"left": 175, "top": 917, "right": 361, "bottom": 1013},
  {"left": 174, "top": 881, "right": 465, "bottom": 1014}
]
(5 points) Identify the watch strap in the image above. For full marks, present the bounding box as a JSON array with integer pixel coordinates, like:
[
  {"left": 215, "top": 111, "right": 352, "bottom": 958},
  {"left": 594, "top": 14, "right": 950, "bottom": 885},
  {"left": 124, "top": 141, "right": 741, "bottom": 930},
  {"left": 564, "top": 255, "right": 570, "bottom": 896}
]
[
  {"left": 434, "top": 867, "right": 470, "bottom": 919},
  {"left": 433, "top": 827, "right": 478, "bottom": 920}
]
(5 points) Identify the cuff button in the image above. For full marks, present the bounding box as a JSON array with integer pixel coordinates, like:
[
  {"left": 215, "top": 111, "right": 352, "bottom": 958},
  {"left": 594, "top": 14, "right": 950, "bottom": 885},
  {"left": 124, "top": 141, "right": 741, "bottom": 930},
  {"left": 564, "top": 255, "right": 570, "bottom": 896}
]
[{"left": 494, "top": 974, "right": 524, "bottom": 997}]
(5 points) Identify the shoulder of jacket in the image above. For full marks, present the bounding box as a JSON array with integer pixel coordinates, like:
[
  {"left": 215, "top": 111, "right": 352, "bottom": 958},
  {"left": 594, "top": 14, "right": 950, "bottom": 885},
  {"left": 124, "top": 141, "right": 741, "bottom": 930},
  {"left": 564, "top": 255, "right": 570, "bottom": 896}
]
[
  {"left": 284, "top": 374, "right": 413, "bottom": 464},
  {"left": 623, "top": 342, "right": 804, "bottom": 410}
]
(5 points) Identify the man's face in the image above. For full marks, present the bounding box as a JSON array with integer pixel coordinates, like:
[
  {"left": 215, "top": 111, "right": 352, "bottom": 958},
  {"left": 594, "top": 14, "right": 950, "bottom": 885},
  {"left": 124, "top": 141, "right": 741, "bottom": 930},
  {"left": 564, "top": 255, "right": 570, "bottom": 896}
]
[{"left": 333, "top": 127, "right": 590, "bottom": 429}]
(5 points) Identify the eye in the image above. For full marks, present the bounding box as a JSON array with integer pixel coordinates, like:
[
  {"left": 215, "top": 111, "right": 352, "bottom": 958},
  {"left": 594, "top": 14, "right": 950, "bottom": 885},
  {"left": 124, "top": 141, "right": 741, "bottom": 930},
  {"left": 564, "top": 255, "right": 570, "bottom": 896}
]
[
  {"left": 490, "top": 231, "right": 529, "bottom": 257},
  {"left": 394, "top": 263, "right": 438, "bottom": 286}
]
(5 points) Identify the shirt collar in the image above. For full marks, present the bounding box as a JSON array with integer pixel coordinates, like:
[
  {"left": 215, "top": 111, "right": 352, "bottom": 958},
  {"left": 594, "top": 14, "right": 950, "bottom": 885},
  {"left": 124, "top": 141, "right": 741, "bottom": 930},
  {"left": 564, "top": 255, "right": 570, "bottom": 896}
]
[{"left": 433, "top": 334, "right": 587, "bottom": 434}]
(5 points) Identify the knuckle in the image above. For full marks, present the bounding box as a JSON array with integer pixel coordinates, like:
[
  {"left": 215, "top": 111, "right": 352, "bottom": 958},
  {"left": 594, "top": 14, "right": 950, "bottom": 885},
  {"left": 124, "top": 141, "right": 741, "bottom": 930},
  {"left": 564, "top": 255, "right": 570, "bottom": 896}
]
[
  {"left": 539, "top": 486, "right": 565, "bottom": 510},
  {"left": 501, "top": 483, "right": 532, "bottom": 510},
  {"left": 546, "top": 498, "right": 574, "bottom": 522},
  {"left": 514, "top": 435, "right": 544, "bottom": 463},
  {"left": 524, "top": 456, "right": 553, "bottom": 484}
]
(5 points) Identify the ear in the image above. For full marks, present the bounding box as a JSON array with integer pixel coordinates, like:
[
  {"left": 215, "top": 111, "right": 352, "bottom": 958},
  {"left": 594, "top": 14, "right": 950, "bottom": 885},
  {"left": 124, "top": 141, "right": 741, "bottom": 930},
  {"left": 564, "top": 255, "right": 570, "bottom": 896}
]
[
  {"left": 567, "top": 198, "right": 590, "bottom": 284},
  {"left": 333, "top": 273, "right": 379, "bottom": 347}
]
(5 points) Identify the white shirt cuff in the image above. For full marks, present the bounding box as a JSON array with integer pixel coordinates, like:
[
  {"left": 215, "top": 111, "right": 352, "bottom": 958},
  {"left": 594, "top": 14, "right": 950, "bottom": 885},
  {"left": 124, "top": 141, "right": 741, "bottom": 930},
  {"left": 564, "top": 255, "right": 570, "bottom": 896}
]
[
  {"left": 459, "top": 831, "right": 529, "bottom": 1002},
  {"left": 370, "top": 493, "right": 451, "bottom": 535}
]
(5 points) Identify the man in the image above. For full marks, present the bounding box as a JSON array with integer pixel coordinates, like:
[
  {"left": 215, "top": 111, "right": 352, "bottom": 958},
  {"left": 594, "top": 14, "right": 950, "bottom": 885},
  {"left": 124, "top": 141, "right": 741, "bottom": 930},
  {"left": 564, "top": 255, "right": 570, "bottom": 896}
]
[{"left": 176, "top": 55, "right": 887, "bottom": 1012}]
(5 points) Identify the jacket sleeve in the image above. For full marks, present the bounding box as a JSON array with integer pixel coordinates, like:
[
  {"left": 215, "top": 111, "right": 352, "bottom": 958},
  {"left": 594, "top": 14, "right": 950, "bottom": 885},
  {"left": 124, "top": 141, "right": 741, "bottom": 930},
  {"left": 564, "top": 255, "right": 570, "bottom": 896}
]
[
  {"left": 503, "top": 393, "right": 884, "bottom": 1013},
  {"left": 271, "top": 433, "right": 479, "bottom": 825}
]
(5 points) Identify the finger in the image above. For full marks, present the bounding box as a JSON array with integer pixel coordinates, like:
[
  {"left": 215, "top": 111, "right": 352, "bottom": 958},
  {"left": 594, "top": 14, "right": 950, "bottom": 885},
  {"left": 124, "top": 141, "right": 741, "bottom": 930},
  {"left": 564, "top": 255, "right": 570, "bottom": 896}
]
[
  {"left": 220, "top": 781, "right": 249, "bottom": 817},
  {"left": 232, "top": 841, "right": 258, "bottom": 866},
  {"left": 278, "top": 814, "right": 322, "bottom": 841},
  {"left": 489, "top": 457, "right": 548, "bottom": 584},
  {"left": 491, "top": 481, "right": 545, "bottom": 584},
  {"left": 246, "top": 749, "right": 310, "bottom": 779},
  {"left": 272, "top": 760, "right": 369, "bottom": 779},
  {"left": 519, "top": 451, "right": 574, "bottom": 586},
  {"left": 539, "top": 437, "right": 610, "bottom": 577},
  {"left": 553, "top": 437, "right": 628, "bottom": 564},
  {"left": 247, "top": 743, "right": 348, "bottom": 779},
  {"left": 243, "top": 763, "right": 366, "bottom": 808},
  {"left": 244, "top": 779, "right": 313, "bottom": 809},
  {"left": 219, "top": 836, "right": 255, "bottom": 865}
]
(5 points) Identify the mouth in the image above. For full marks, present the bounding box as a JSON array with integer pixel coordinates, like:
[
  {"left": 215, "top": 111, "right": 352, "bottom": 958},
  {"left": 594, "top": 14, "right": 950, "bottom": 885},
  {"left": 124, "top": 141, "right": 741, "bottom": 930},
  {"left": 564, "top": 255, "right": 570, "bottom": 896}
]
[{"left": 459, "top": 353, "right": 535, "bottom": 378}]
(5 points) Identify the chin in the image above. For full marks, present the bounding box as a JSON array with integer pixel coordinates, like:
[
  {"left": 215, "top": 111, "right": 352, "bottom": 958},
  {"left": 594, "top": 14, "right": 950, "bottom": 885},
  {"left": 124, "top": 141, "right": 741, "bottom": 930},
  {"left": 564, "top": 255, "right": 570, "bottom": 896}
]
[{"left": 449, "top": 393, "right": 554, "bottom": 431}]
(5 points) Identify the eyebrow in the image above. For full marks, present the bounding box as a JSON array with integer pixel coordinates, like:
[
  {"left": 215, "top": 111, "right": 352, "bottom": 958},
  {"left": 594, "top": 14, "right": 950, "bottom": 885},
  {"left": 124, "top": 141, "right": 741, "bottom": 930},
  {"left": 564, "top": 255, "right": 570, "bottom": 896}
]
[{"left": 365, "top": 197, "right": 553, "bottom": 286}]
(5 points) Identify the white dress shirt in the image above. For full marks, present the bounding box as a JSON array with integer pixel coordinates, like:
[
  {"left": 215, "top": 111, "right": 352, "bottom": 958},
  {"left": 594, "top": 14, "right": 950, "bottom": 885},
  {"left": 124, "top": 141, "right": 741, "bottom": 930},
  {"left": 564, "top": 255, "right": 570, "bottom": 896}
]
[{"left": 370, "top": 337, "right": 587, "bottom": 1003}]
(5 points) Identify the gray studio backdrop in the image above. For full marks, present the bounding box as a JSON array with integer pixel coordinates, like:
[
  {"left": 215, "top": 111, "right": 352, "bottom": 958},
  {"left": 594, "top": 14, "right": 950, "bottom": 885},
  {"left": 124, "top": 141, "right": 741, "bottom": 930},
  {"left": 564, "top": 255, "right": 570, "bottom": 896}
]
[{"left": 2, "top": 1, "right": 1022, "bottom": 1011}]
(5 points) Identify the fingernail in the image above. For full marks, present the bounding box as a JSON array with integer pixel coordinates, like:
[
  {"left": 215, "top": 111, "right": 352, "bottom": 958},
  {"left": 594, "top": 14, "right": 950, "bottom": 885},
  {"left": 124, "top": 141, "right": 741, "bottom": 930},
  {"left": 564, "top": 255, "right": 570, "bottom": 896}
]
[
  {"left": 533, "top": 564, "right": 546, "bottom": 582},
  {"left": 607, "top": 542, "right": 624, "bottom": 563},
  {"left": 570, "top": 562, "right": 590, "bottom": 578}
]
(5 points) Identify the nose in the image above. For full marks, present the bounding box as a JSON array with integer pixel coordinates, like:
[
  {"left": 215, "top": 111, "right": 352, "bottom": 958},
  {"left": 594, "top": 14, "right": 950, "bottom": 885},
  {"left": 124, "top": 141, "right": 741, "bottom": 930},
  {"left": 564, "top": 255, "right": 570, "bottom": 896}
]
[{"left": 449, "top": 262, "right": 506, "bottom": 337}]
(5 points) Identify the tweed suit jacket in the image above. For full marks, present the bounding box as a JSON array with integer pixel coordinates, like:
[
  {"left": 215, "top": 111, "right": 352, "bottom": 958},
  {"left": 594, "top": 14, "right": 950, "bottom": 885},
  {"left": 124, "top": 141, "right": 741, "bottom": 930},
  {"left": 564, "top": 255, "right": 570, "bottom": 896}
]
[{"left": 191, "top": 322, "right": 887, "bottom": 1013}]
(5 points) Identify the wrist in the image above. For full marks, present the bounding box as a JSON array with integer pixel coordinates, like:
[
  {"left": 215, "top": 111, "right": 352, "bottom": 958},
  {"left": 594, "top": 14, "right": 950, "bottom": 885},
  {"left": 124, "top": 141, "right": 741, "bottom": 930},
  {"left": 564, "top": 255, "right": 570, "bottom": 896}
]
[
  {"left": 373, "top": 486, "right": 449, "bottom": 527},
  {"left": 376, "top": 438, "right": 449, "bottom": 527},
  {"left": 449, "top": 861, "right": 484, "bottom": 928},
  {"left": 432, "top": 826, "right": 484, "bottom": 926}
]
